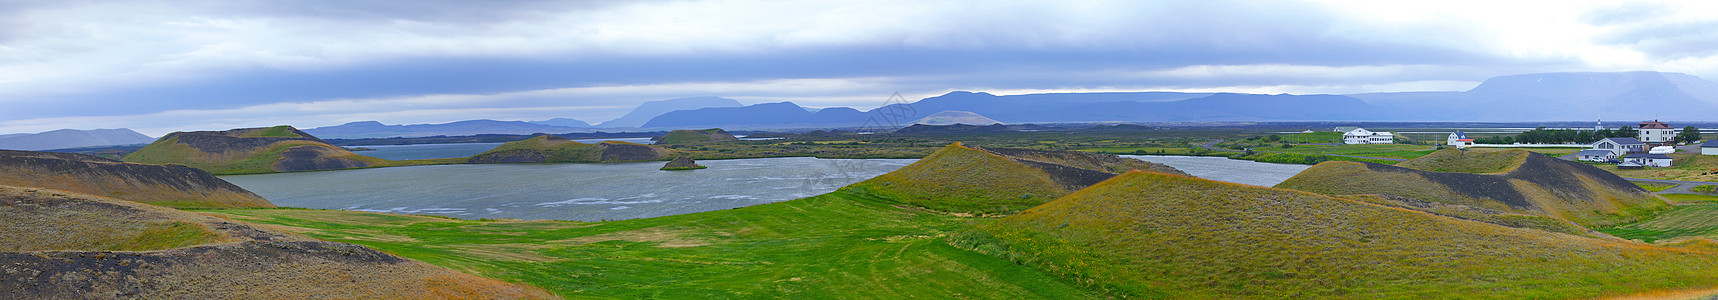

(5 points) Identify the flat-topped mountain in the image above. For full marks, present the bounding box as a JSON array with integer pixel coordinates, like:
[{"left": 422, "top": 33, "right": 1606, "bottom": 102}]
[
  {"left": 0, "top": 128, "right": 154, "bottom": 151},
  {"left": 842, "top": 143, "right": 1187, "bottom": 214},
  {"left": 958, "top": 171, "right": 1718, "bottom": 298},
  {"left": 912, "top": 110, "right": 1001, "bottom": 125},
  {"left": 0, "top": 150, "right": 273, "bottom": 208},
  {"left": 652, "top": 128, "right": 738, "bottom": 144},
  {"left": 0, "top": 186, "right": 552, "bottom": 299},
  {"left": 467, "top": 135, "right": 678, "bottom": 163},
  {"left": 1276, "top": 148, "right": 1669, "bottom": 229},
  {"left": 123, "top": 125, "right": 387, "bottom": 174}
]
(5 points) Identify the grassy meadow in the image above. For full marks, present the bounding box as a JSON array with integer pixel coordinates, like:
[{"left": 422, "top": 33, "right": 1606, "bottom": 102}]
[{"left": 201, "top": 191, "right": 1091, "bottom": 299}]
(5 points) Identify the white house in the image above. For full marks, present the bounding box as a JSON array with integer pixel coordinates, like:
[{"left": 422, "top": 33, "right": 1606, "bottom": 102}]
[
  {"left": 1574, "top": 149, "right": 1616, "bottom": 162},
  {"left": 1591, "top": 137, "right": 1645, "bottom": 158},
  {"left": 1343, "top": 128, "right": 1394, "bottom": 145},
  {"left": 1623, "top": 153, "right": 1673, "bottom": 167},
  {"left": 1446, "top": 131, "right": 1473, "bottom": 148},
  {"left": 1703, "top": 140, "right": 1718, "bottom": 155},
  {"left": 1638, "top": 120, "right": 1676, "bottom": 147}
]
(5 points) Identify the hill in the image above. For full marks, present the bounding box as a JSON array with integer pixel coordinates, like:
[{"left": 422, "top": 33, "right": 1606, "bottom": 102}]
[
  {"left": 0, "top": 128, "right": 154, "bottom": 151},
  {"left": 958, "top": 171, "right": 1718, "bottom": 298},
  {"left": 841, "top": 143, "right": 1186, "bottom": 215},
  {"left": 1275, "top": 149, "right": 1669, "bottom": 229},
  {"left": 467, "top": 135, "right": 676, "bottom": 163},
  {"left": 528, "top": 117, "right": 592, "bottom": 128},
  {"left": 0, "top": 185, "right": 553, "bottom": 299},
  {"left": 598, "top": 96, "right": 744, "bottom": 128},
  {"left": 305, "top": 120, "right": 587, "bottom": 139},
  {"left": 123, "top": 126, "right": 389, "bottom": 175},
  {"left": 913, "top": 110, "right": 1001, "bottom": 125},
  {"left": 653, "top": 128, "right": 738, "bottom": 144},
  {"left": 0, "top": 150, "right": 273, "bottom": 208}
]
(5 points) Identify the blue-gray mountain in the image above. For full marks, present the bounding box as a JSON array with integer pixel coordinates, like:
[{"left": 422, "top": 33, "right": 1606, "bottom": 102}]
[
  {"left": 305, "top": 120, "right": 587, "bottom": 139},
  {"left": 0, "top": 128, "right": 154, "bottom": 151},
  {"left": 601, "top": 96, "right": 744, "bottom": 128},
  {"left": 639, "top": 71, "right": 1718, "bottom": 129}
]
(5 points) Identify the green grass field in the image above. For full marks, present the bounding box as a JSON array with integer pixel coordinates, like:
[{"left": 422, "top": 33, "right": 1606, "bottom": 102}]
[
  {"left": 1270, "top": 144, "right": 1437, "bottom": 159},
  {"left": 1636, "top": 181, "right": 1678, "bottom": 192},
  {"left": 201, "top": 191, "right": 1091, "bottom": 299},
  {"left": 1599, "top": 204, "right": 1718, "bottom": 243}
]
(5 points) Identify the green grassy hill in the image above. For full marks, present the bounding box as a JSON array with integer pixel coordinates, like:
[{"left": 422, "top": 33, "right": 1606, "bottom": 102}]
[
  {"left": 1276, "top": 148, "right": 1669, "bottom": 228},
  {"left": 123, "top": 125, "right": 390, "bottom": 175},
  {"left": 959, "top": 171, "right": 1718, "bottom": 298},
  {"left": 842, "top": 143, "right": 1187, "bottom": 215},
  {"left": 466, "top": 135, "right": 678, "bottom": 163},
  {"left": 0, "top": 150, "right": 274, "bottom": 208},
  {"left": 655, "top": 128, "right": 738, "bottom": 144},
  {"left": 0, "top": 185, "right": 554, "bottom": 299}
]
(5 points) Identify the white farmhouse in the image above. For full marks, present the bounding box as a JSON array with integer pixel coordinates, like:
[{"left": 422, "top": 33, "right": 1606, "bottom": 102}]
[
  {"left": 1446, "top": 131, "right": 1473, "bottom": 148},
  {"left": 1574, "top": 149, "right": 1617, "bottom": 162},
  {"left": 1343, "top": 128, "right": 1394, "bottom": 145},
  {"left": 1637, "top": 120, "right": 1676, "bottom": 147},
  {"left": 1623, "top": 153, "right": 1673, "bottom": 167},
  {"left": 1591, "top": 137, "right": 1645, "bottom": 158},
  {"left": 1703, "top": 140, "right": 1718, "bottom": 155}
]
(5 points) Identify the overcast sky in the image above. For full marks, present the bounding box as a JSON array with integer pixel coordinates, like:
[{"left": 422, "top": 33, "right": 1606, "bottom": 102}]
[{"left": 3, "top": 0, "right": 1716, "bottom": 136}]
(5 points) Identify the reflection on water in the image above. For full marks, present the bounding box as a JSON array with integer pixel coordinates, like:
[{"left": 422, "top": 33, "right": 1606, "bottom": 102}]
[
  {"left": 1121, "top": 155, "right": 1311, "bottom": 187},
  {"left": 221, "top": 157, "right": 915, "bottom": 221}
]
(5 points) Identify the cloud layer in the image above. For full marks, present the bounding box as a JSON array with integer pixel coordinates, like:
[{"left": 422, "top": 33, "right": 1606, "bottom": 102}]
[{"left": 2, "top": 0, "right": 1715, "bottom": 135}]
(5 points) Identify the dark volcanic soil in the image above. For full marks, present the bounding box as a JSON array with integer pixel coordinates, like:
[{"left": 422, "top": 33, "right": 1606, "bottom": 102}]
[
  {"left": 272, "top": 145, "right": 370, "bottom": 172},
  {"left": 0, "top": 150, "right": 272, "bottom": 207}
]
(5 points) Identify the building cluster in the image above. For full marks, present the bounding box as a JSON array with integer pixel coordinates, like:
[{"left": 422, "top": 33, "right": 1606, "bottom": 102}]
[
  {"left": 1573, "top": 120, "right": 1682, "bottom": 168},
  {"left": 1339, "top": 127, "right": 1394, "bottom": 145}
]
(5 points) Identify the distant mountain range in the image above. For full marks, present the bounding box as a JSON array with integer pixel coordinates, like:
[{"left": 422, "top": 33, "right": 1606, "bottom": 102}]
[
  {"left": 0, "top": 128, "right": 154, "bottom": 151},
  {"left": 304, "top": 120, "right": 589, "bottom": 139},
  {"left": 293, "top": 71, "right": 1718, "bottom": 137},
  {"left": 599, "top": 96, "right": 744, "bottom": 128}
]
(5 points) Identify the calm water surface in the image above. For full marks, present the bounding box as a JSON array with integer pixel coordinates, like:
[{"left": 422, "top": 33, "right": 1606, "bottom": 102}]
[
  {"left": 222, "top": 157, "right": 915, "bottom": 221},
  {"left": 221, "top": 155, "right": 1307, "bottom": 221},
  {"left": 1122, "top": 155, "right": 1310, "bottom": 187}
]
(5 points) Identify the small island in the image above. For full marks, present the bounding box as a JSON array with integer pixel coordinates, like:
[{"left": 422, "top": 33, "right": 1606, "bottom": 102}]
[{"left": 660, "top": 156, "right": 707, "bottom": 170}]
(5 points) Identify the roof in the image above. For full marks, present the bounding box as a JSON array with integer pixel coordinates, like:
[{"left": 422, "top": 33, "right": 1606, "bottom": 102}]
[
  {"left": 1456, "top": 139, "right": 1474, "bottom": 142},
  {"left": 1703, "top": 140, "right": 1718, "bottom": 148},
  {"left": 1334, "top": 126, "right": 1360, "bottom": 132},
  {"left": 1575, "top": 150, "right": 1613, "bottom": 156},
  {"left": 1638, "top": 120, "right": 1673, "bottom": 129},
  {"left": 1599, "top": 137, "right": 1644, "bottom": 145},
  {"left": 1624, "top": 153, "right": 1673, "bottom": 159},
  {"left": 1450, "top": 131, "right": 1467, "bottom": 139}
]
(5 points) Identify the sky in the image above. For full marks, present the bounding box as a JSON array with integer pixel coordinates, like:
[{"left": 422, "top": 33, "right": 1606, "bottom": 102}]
[{"left": 3, "top": 0, "right": 1717, "bottom": 136}]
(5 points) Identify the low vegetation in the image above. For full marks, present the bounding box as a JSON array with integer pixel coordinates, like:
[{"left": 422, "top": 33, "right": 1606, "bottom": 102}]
[
  {"left": 1277, "top": 149, "right": 1670, "bottom": 228},
  {"left": 958, "top": 171, "right": 1718, "bottom": 298},
  {"left": 654, "top": 128, "right": 738, "bottom": 144},
  {"left": 123, "top": 126, "right": 393, "bottom": 175},
  {"left": 1599, "top": 204, "right": 1718, "bottom": 243}
]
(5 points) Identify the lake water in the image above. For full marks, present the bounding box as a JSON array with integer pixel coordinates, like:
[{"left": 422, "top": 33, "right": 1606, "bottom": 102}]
[
  {"left": 354, "top": 138, "right": 657, "bottom": 160},
  {"left": 220, "top": 154, "right": 1308, "bottom": 221},
  {"left": 1122, "top": 155, "right": 1311, "bottom": 187},
  {"left": 221, "top": 157, "right": 916, "bottom": 221}
]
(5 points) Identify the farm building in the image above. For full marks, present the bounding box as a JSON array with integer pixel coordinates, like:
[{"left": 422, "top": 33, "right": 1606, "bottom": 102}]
[
  {"left": 1574, "top": 149, "right": 1616, "bottom": 162},
  {"left": 1623, "top": 153, "right": 1673, "bottom": 167},
  {"left": 1704, "top": 140, "right": 1718, "bottom": 155},
  {"left": 1342, "top": 128, "right": 1394, "bottom": 145},
  {"left": 1637, "top": 120, "right": 1676, "bottom": 147},
  {"left": 1591, "top": 137, "right": 1645, "bottom": 157},
  {"left": 1446, "top": 131, "right": 1472, "bottom": 148}
]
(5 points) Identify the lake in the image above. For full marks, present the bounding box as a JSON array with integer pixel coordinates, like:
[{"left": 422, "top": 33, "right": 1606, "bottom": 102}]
[
  {"left": 354, "top": 138, "right": 656, "bottom": 160},
  {"left": 222, "top": 157, "right": 916, "bottom": 221},
  {"left": 1122, "top": 155, "right": 1310, "bottom": 187},
  {"left": 221, "top": 155, "right": 1309, "bottom": 221}
]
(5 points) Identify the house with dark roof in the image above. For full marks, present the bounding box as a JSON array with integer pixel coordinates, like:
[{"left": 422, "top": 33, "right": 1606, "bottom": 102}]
[
  {"left": 1591, "top": 137, "right": 1645, "bottom": 158},
  {"left": 1703, "top": 140, "right": 1718, "bottom": 155},
  {"left": 1446, "top": 131, "right": 1473, "bottom": 148},
  {"left": 1637, "top": 120, "right": 1676, "bottom": 147},
  {"left": 1574, "top": 149, "right": 1617, "bottom": 162},
  {"left": 1624, "top": 152, "right": 1673, "bottom": 167}
]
